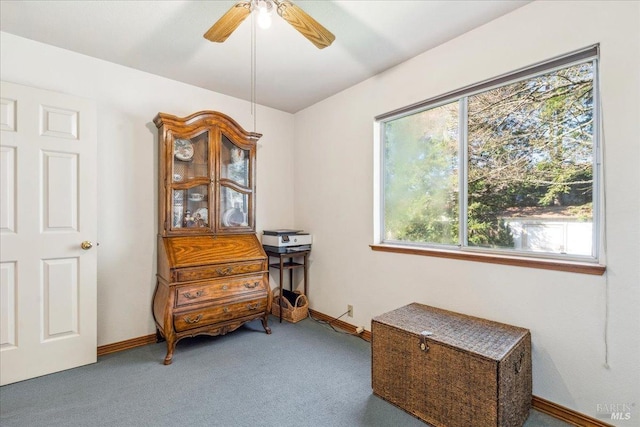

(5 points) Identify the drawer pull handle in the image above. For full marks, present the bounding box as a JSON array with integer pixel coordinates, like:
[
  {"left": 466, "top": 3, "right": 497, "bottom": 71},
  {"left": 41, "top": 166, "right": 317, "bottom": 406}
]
[
  {"left": 182, "top": 290, "right": 204, "bottom": 299},
  {"left": 184, "top": 314, "right": 203, "bottom": 324},
  {"left": 222, "top": 285, "right": 228, "bottom": 290},
  {"left": 244, "top": 282, "right": 260, "bottom": 289},
  {"left": 216, "top": 267, "right": 233, "bottom": 276},
  {"left": 419, "top": 330, "right": 433, "bottom": 352},
  {"left": 223, "top": 307, "right": 230, "bottom": 313},
  {"left": 247, "top": 303, "right": 259, "bottom": 310}
]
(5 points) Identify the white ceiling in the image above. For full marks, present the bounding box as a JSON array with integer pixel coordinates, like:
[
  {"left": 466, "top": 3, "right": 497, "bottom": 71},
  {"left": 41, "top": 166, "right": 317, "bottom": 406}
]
[{"left": 0, "top": 0, "right": 530, "bottom": 113}]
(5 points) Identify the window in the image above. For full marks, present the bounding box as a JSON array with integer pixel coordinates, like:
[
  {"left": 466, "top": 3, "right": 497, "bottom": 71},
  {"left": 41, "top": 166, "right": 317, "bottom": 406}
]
[{"left": 375, "top": 46, "right": 601, "bottom": 266}]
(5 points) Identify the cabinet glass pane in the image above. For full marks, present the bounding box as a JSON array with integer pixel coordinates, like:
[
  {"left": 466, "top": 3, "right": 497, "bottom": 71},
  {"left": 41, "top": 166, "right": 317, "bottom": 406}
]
[
  {"left": 221, "top": 134, "right": 248, "bottom": 187},
  {"left": 220, "top": 187, "right": 248, "bottom": 227},
  {"left": 172, "top": 185, "right": 209, "bottom": 229},
  {"left": 173, "top": 131, "right": 209, "bottom": 182}
]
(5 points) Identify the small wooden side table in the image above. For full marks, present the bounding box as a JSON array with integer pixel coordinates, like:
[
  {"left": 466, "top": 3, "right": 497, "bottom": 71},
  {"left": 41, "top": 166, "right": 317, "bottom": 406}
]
[{"left": 264, "top": 248, "right": 310, "bottom": 323}]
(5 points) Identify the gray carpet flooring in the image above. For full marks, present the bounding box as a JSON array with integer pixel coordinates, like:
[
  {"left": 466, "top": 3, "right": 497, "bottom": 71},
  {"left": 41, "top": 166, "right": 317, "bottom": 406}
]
[{"left": 0, "top": 315, "right": 570, "bottom": 427}]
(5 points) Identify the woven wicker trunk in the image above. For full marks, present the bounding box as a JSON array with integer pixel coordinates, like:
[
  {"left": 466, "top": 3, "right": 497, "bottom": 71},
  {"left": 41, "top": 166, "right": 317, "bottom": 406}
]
[{"left": 372, "top": 303, "right": 531, "bottom": 427}]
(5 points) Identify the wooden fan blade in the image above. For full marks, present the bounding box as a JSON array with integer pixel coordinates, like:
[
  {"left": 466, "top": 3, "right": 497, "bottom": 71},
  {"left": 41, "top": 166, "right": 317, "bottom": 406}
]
[
  {"left": 203, "top": 1, "right": 252, "bottom": 43},
  {"left": 275, "top": 0, "right": 335, "bottom": 49}
]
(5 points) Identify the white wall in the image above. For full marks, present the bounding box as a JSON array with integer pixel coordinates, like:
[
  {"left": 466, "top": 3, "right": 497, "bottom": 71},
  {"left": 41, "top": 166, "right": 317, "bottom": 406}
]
[
  {"left": 0, "top": 32, "right": 296, "bottom": 346},
  {"left": 294, "top": 1, "right": 639, "bottom": 423}
]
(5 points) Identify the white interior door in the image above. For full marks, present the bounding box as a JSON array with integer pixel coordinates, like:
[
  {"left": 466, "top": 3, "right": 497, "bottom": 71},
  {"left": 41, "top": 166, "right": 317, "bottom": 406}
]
[{"left": 0, "top": 81, "right": 97, "bottom": 386}]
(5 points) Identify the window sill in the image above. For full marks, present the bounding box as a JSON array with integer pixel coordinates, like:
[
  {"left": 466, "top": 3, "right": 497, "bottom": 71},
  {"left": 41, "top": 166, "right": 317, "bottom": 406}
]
[{"left": 369, "top": 244, "right": 606, "bottom": 276}]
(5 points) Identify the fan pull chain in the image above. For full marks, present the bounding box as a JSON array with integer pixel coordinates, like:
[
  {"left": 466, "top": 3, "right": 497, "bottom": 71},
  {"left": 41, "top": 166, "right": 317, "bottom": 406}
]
[{"left": 251, "top": 9, "right": 257, "bottom": 132}]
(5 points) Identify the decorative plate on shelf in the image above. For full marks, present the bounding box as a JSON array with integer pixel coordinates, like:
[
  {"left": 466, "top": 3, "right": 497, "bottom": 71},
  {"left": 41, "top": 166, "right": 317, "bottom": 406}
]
[
  {"left": 174, "top": 139, "right": 194, "bottom": 161},
  {"left": 222, "top": 207, "right": 245, "bottom": 227}
]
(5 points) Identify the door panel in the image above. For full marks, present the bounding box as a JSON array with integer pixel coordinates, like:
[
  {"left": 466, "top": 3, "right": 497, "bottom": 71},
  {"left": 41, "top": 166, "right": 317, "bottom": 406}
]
[
  {"left": 40, "top": 104, "right": 79, "bottom": 139},
  {"left": 42, "top": 151, "right": 78, "bottom": 231},
  {"left": 0, "top": 261, "right": 17, "bottom": 350},
  {"left": 42, "top": 257, "right": 79, "bottom": 339},
  {"left": 0, "top": 81, "right": 97, "bottom": 385},
  {"left": 0, "top": 97, "right": 16, "bottom": 131},
  {"left": 0, "top": 145, "right": 16, "bottom": 233}
]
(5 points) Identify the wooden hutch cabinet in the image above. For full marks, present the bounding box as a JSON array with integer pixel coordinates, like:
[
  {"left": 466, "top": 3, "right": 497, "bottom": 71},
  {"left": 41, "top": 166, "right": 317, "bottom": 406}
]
[{"left": 152, "top": 110, "right": 271, "bottom": 365}]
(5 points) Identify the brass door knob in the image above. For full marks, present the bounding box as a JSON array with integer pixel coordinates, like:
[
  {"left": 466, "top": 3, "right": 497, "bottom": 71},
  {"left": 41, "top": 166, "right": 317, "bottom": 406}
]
[{"left": 80, "top": 241, "right": 93, "bottom": 250}]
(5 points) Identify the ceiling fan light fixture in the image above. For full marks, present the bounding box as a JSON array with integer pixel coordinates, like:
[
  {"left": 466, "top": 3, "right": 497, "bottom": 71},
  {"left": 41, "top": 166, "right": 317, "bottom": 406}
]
[{"left": 255, "top": 0, "right": 272, "bottom": 29}]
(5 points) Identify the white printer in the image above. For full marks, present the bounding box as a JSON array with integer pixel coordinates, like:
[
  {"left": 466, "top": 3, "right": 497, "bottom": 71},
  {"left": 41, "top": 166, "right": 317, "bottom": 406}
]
[{"left": 262, "top": 229, "right": 312, "bottom": 253}]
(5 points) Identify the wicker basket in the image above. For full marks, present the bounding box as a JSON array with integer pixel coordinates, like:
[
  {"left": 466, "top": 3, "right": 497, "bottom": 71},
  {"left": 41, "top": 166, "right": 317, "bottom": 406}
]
[
  {"left": 372, "top": 303, "right": 531, "bottom": 427},
  {"left": 271, "top": 289, "right": 308, "bottom": 323}
]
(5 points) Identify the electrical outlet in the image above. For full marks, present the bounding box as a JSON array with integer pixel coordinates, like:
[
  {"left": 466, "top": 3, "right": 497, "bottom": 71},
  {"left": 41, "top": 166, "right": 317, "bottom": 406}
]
[
  {"left": 356, "top": 326, "right": 365, "bottom": 334},
  {"left": 347, "top": 304, "right": 353, "bottom": 317}
]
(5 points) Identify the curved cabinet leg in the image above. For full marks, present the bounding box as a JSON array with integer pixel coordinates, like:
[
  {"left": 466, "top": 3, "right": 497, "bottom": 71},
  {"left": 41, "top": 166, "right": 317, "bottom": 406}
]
[
  {"left": 163, "top": 338, "right": 176, "bottom": 365},
  {"left": 261, "top": 315, "right": 272, "bottom": 335}
]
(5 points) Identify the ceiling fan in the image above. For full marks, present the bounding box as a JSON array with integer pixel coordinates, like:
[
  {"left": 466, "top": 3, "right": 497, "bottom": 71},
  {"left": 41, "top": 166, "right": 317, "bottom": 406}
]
[{"left": 203, "top": 0, "right": 335, "bottom": 49}]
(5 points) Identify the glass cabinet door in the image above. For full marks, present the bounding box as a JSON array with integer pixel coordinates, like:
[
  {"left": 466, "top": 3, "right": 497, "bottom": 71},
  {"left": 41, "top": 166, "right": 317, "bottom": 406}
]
[
  {"left": 220, "top": 188, "right": 248, "bottom": 227},
  {"left": 170, "top": 131, "right": 211, "bottom": 231},
  {"left": 172, "top": 185, "right": 210, "bottom": 229},
  {"left": 155, "top": 110, "right": 261, "bottom": 236},
  {"left": 220, "top": 134, "right": 248, "bottom": 185},
  {"left": 219, "top": 134, "right": 252, "bottom": 230}
]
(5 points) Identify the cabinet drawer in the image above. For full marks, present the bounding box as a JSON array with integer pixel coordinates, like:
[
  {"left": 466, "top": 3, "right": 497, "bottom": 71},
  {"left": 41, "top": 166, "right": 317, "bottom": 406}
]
[
  {"left": 175, "top": 260, "right": 265, "bottom": 282},
  {"left": 175, "top": 275, "right": 266, "bottom": 307},
  {"left": 173, "top": 297, "right": 267, "bottom": 332}
]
